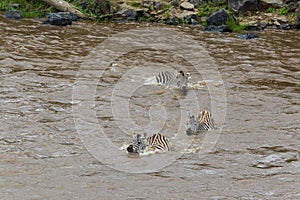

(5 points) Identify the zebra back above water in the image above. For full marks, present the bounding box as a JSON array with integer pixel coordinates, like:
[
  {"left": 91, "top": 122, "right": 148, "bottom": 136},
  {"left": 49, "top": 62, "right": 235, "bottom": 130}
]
[
  {"left": 127, "top": 133, "right": 170, "bottom": 154},
  {"left": 186, "top": 110, "right": 215, "bottom": 136},
  {"left": 156, "top": 70, "right": 190, "bottom": 93},
  {"left": 146, "top": 133, "right": 170, "bottom": 152}
]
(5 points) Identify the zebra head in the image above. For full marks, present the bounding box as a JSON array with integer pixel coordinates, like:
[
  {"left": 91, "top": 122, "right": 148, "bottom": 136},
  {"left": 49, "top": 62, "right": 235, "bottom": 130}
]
[
  {"left": 127, "top": 133, "right": 147, "bottom": 154},
  {"left": 186, "top": 113, "right": 199, "bottom": 136},
  {"left": 176, "top": 71, "right": 190, "bottom": 94},
  {"left": 186, "top": 110, "right": 215, "bottom": 135}
]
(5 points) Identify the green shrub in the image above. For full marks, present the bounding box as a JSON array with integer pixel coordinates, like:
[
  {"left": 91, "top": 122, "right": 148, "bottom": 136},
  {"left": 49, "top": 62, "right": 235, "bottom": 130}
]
[
  {"left": 279, "top": 7, "right": 288, "bottom": 15},
  {"left": 0, "top": 0, "right": 10, "bottom": 11},
  {"left": 226, "top": 17, "right": 248, "bottom": 32},
  {"left": 197, "top": 2, "right": 228, "bottom": 18},
  {"left": 266, "top": 7, "right": 275, "bottom": 13},
  {"left": 128, "top": 1, "right": 140, "bottom": 7},
  {"left": 0, "top": 0, "right": 55, "bottom": 18}
]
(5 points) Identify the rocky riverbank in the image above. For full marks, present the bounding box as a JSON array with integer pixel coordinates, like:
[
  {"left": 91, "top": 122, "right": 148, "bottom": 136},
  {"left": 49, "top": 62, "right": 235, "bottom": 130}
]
[{"left": 1, "top": 0, "right": 300, "bottom": 31}]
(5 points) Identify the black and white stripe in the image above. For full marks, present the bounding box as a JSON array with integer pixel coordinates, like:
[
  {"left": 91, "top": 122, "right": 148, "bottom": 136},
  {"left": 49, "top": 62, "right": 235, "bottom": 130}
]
[
  {"left": 197, "top": 110, "right": 215, "bottom": 132},
  {"left": 146, "top": 133, "right": 170, "bottom": 152},
  {"left": 156, "top": 70, "right": 190, "bottom": 93},
  {"left": 186, "top": 110, "right": 215, "bottom": 135},
  {"left": 127, "top": 133, "right": 170, "bottom": 154},
  {"left": 156, "top": 71, "right": 176, "bottom": 85}
]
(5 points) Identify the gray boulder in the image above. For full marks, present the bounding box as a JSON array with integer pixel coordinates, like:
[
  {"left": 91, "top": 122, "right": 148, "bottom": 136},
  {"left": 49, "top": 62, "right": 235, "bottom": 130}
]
[
  {"left": 3, "top": 10, "right": 22, "bottom": 20},
  {"left": 116, "top": 8, "right": 138, "bottom": 21},
  {"left": 285, "top": 2, "right": 297, "bottom": 12},
  {"left": 189, "top": 0, "right": 201, "bottom": 8},
  {"left": 180, "top": 2, "right": 195, "bottom": 11},
  {"left": 294, "top": 8, "right": 300, "bottom": 28},
  {"left": 228, "top": 0, "right": 258, "bottom": 12},
  {"left": 170, "top": 0, "right": 179, "bottom": 7},
  {"left": 165, "top": 16, "right": 180, "bottom": 25},
  {"left": 206, "top": 9, "right": 229, "bottom": 26},
  {"left": 184, "top": 13, "right": 199, "bottom": 25},
  {"left": 43, "top": 12, "right": 78, "bottom": 26},
  {"left": 258, "top": 0, "right": 284, "bottom": 9}
]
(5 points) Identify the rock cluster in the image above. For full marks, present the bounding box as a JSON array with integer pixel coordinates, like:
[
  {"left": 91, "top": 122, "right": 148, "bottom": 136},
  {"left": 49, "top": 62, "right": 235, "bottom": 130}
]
[
  {"left": 229, "top": 0, "right": 259, "bottom": 12},
  {"left": 43, "top": 12, "right": 78, "bottom": 26},
  {"left": 3, "top": 0, "right": 300, "bottom": 31}
]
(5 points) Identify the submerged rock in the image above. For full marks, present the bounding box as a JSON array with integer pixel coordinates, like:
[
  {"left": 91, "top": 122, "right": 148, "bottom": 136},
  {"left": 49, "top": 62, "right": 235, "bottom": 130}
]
[
  {"left": 43, "top": 12, "right": 78, "bottom": 26},
  {"left": 204, "top": 25, "right": 233, "bottom": 33},
  {"left": 246, "top": 25, "right": 262, "bottom": 31},
  {"left": 3, "top": 10, "right": 22, "bottom": 20},
  {"left": 237, "top": 33, "right": 258, "bottom": 39},
  {"left": 252, "top": 152, "right": 298, "bottom": 169},
  {"left": 206, "top": 9, "right": 229, "bottom": 26}
]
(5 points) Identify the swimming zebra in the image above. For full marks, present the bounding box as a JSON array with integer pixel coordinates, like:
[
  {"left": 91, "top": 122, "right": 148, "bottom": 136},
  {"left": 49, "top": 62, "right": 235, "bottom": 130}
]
[
  {"left": 127, "top": 133, "right": 170, "bottom": 154},
  {"left": 156, "top": 70, "right": 190, "bottom": 94},
  {"left": 186, "top": 110, "right": 215, "bottom": 136}
]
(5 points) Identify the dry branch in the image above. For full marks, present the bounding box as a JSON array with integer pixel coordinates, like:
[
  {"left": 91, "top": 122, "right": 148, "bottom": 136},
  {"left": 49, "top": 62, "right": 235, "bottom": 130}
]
[{"left": 42, "top": 0, "right": 91, "bottom": 19}]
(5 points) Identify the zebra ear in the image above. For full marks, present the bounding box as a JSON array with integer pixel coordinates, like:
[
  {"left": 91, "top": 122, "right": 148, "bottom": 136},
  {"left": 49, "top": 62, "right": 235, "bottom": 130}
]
[
  {"left": 186, "top": 72, "right": 191, "bottom": 79},
  {"left": 143, "top": 132, "right": 147, "bottom": 138}
]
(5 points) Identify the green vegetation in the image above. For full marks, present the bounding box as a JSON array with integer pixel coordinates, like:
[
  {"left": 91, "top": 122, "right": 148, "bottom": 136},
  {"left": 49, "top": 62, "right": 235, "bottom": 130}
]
[
  {"left": 0, "top": 0, "right": 10, "bottom": 11},
  {"left": 0, "top": 0, "right": 294, "bottom": 30},
  {"left": 75, "top": 0, "right": 112, "bottom": 17},
  {"left": 0, "top": 0, "right": 55, "bottom": 18},
  {"left": 128, "top": 1, "right": 140, "bottom": 7},
  {"left": 197, "top": 1, "right": 231, "bottom": 19},
  {"left": 197, "top": 3, "right": 225, "bottom": 18},
  {"left": 195, "top": 2, "right": 246, "bottom": 32},
  {"left": 162, "top": 2, "right": 171, "bottom": 11},
  {"left": 162, "top": 10, "right": 170, "bottom": 19},
  {"left": 226, "top": 17, "right": 248, "bottom": 32},
  {"left": 279, "top": 7, "right": 288, "bottom": 15},
  {"left": 266, "top": 7, "right": 275, "bottom": 13}
]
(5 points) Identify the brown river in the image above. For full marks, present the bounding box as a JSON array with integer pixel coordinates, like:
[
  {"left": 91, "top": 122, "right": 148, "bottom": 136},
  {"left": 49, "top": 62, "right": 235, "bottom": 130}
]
[{"left": 0, "top": 18, "right": 299, "bottom": 199}]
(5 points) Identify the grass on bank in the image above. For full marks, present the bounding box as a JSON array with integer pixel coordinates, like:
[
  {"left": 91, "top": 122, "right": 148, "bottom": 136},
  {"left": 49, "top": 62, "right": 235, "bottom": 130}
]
[
  {"left": 0, "top": 0, "right": 251, "bottom": 32},
  {"left": 196, "top": 2, "right": 247, "bottom": 32},
  {"left": 226, "top": 17, "right": 248, "bottom": 32},
  {"left": 0, "top": 0, "right": 55, "bottom": 18}
]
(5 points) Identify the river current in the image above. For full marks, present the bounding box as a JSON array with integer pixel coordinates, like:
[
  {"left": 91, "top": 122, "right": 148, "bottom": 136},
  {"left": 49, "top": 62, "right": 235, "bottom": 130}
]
[{"left": 0, "top": 18, "right": 299, "bottom": 199}]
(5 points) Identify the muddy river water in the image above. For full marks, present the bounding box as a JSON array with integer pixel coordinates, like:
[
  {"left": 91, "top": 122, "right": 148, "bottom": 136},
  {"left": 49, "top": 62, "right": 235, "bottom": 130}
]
[{"left": 0, "top": 18, "right": 299, "bottom": 199}]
